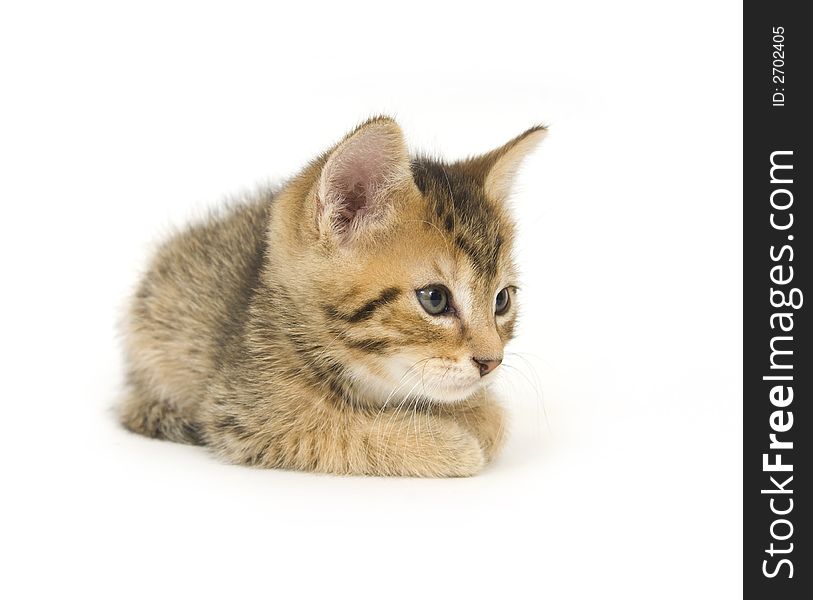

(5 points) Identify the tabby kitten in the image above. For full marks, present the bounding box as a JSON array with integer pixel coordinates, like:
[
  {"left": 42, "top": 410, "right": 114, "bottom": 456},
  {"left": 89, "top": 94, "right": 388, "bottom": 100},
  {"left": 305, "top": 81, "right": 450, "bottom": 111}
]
[{"left": 120, "top": 117, "right": 545, "bottom": 477}]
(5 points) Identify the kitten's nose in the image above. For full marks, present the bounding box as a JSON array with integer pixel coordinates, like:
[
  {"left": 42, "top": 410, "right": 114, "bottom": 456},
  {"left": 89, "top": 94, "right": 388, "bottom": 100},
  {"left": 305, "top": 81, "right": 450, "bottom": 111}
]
[{"left": 473, "top": 356, "right": 502, "bottom": 377}]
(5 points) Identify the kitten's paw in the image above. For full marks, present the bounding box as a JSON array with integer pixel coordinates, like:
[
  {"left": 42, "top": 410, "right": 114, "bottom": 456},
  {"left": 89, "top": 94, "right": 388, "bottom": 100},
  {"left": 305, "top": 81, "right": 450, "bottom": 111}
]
[
  {"left": 419, "top": 422, "right": 486, "bottom": 477},
  {"left": 449, "top": 396, "right": 507, "bottom": 464},
  {"left": 445, "top": 430, "right": 487, "bottom": 477}
]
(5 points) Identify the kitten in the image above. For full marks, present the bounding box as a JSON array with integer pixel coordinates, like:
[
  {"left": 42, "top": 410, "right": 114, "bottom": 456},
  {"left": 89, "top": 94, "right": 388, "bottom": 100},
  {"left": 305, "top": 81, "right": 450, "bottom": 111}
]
[{"left": 120, "top": 117, "right": 545, "bottom": 477}]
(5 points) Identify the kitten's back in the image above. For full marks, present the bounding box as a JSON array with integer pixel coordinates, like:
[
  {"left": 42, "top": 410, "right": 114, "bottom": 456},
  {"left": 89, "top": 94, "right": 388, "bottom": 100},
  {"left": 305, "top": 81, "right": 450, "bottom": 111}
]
[{"left": 123, "top": 197, "right": 270, "bottom": 413}]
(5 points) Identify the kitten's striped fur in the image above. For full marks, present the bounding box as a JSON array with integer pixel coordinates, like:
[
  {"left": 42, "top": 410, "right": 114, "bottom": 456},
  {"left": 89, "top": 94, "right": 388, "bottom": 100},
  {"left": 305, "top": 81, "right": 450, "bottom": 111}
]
[{"left": 120, "top": 117, "right": 545, "bottom": 476}]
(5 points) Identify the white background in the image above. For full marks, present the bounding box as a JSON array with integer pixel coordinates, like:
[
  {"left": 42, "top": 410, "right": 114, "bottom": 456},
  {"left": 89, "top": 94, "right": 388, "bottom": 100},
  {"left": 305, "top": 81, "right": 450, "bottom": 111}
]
[{"left": 0, "top": 1, "right": 743, "bottom": 598}]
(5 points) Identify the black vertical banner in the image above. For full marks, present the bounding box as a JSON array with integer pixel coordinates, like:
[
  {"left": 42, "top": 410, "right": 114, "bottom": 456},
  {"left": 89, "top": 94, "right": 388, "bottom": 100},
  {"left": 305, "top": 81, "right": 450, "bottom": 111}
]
[{"left": 744, "top": 3, "right": 809, "bottom": 598}]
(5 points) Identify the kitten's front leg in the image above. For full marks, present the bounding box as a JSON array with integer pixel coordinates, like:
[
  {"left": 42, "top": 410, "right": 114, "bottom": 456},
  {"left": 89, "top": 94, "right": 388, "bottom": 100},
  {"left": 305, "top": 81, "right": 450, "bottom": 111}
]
[
  {"left": 446, "top": 394, "right": 507, "bottom": 463},
  {"left": 207, "top": 402, "right": 486, "bottom": 478},
  {"left": 360, "top": 408, "right": 486, "bottom": 477}
]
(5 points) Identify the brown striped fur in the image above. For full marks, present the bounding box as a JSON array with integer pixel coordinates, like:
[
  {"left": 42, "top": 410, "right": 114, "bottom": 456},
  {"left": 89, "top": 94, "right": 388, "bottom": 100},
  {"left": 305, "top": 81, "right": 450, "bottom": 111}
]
[{"left": 120, "top": 117, "right": 546, "bottom": 476}]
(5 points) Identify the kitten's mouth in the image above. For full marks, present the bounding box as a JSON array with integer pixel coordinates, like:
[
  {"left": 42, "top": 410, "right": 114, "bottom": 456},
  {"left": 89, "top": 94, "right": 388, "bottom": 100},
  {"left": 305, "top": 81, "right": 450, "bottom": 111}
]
[
  {"left": 425, "top": 377, "right": 483, "bottom": 403},
  {"left": 367, "top": 357, "right": 485, "bottom": 405}
]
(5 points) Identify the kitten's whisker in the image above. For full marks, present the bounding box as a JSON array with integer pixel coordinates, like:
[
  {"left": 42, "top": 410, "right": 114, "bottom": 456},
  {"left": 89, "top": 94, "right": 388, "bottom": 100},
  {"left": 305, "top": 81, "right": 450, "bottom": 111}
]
[
  {"left": 375, "top": 390, "right": 411, "bottom": 452},
  {"left": 504, "top": 351, "right": 550, "bottom": 433},
  {"left": 382, "top": 379, "right": 423, "bottom": 447},
  {"left": 379, "top": 360, "right": 426, "bottom": 410},
  {"left": 387, "top": 381, "right": 421, "bottom": 435},
  {"left": 420, "top": 397, "right": 437, "bottom": 447},
  {"left": 375, "top": 358, "right": 434, "bottom": 447},
  {"left": 501, "top": 361, "right": 552, "bottom": 439},
  {"left": 406, "top": 395, "right": 422, "bottom": 466},
  {"left": 372, "top": 361, "right": 430, "bottom": 447}
]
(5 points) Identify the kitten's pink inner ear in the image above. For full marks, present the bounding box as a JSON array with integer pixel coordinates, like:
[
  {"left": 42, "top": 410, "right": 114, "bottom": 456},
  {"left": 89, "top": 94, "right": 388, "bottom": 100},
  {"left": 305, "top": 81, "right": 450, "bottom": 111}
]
[{"left": 318, "top": 122, "right": 411, "bottom": 239}]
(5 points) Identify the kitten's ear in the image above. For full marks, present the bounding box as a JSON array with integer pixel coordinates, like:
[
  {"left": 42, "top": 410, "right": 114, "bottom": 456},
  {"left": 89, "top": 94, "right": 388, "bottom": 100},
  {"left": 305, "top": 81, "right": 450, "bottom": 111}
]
[
  {"left": 465, "top": 125, "right": 547, "bottom": 200},
  {"left": 317, "top": 117, "right": 412, "bottom": 242}
]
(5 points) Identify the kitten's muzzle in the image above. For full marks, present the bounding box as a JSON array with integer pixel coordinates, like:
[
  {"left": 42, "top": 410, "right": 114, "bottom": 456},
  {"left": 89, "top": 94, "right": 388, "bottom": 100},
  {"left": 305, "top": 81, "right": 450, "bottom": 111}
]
[{"left": 473, "top": 356, "right": 502, "bottom": 377}]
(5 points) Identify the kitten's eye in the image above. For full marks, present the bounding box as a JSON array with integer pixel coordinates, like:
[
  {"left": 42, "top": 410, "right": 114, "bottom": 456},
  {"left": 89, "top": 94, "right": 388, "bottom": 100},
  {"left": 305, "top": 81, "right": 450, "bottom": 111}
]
[
  {"left": 416, "top": 286, "right": 452, "bottom": 316},
  {"left": 495, "top": 287, "right": 511, "bottom": 315}
]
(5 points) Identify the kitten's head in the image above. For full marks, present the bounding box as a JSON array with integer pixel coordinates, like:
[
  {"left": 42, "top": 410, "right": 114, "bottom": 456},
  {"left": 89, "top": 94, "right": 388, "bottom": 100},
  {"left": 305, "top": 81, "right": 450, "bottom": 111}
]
[{"left": 277, "top": 117, "right": 545, "bottom": 405}]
